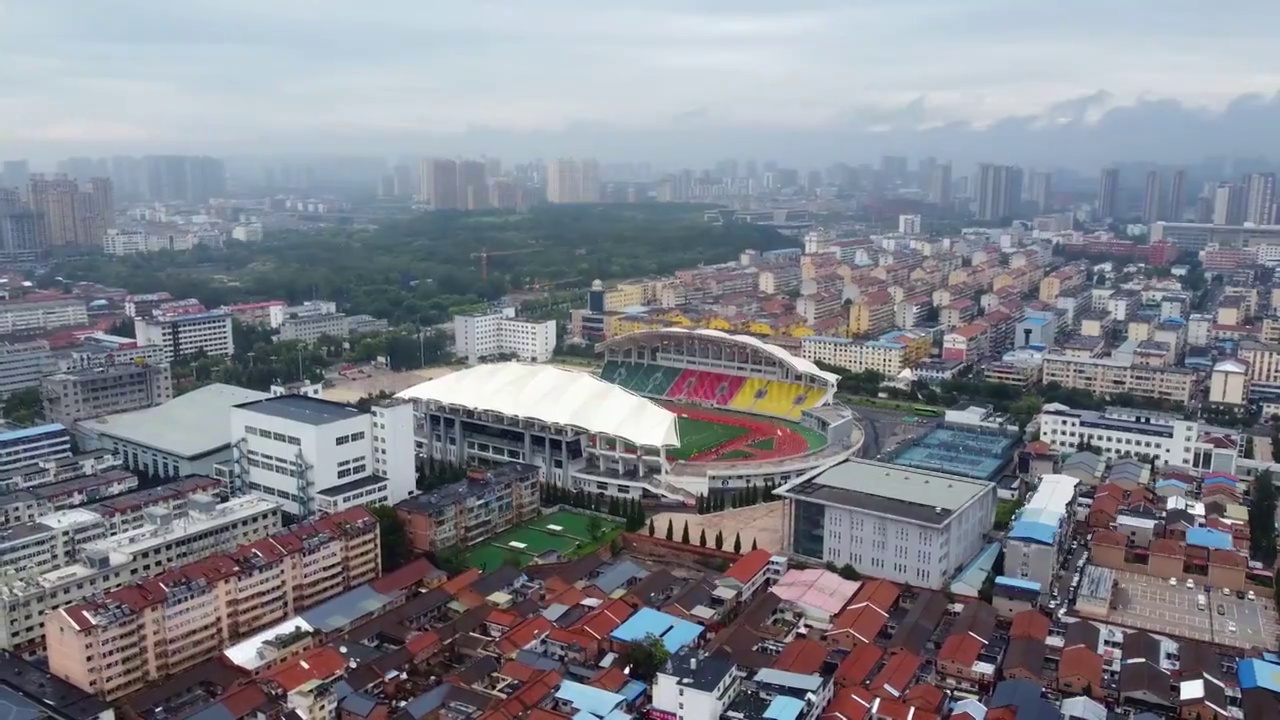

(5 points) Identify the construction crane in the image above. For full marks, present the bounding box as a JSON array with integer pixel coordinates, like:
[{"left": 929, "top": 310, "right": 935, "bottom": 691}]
[{"left": 470, "top": 246, "right": 542, "bottom": 279}]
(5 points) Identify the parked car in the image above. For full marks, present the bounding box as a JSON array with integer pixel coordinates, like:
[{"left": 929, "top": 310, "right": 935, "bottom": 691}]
[
  {"left": 1237, "top": 590, "right": 1247, "bottom": 599},
  {"left": 1227, "top": 621, "right": 1238, "bottom": 633},
  {"left": 1186, "top": 578, "right": 1195, "bottom": 590},
  {"left": 1169, "top": 577, "right": 1178, "bottom": 586},
  {"left": 1217, "top": 604, "right": 1225, "bottom": 615},
  {"left": 1248, "top": 591, "right": 1257, "bottom": 602}
]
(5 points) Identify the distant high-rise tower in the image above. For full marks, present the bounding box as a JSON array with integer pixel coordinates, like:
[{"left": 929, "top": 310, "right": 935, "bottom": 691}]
[
  {"left": 975, "top": 164, "right": 1022, "bottom": 221},
  {"left": 1141, "top": 171, "right": 1161, "bottom": 224},
  {"left": 27, "top": 174, "right": 82, "bottom": 247},
  {"left": 1, "top": 160, "right": 29, "bottom": 195},
  {"left": 1213, "top": 183, "right": 1245, "bottom": 225},
  {"left": 580, "top": 159, "right": 601, "bottom": 202},
  {"left": 1165, "top": 169, "right": 1186, "bottom": 222},
  {"left": 880, "top": 155, "right": 908, "bottom": 184},
  {"left": 420, "top": 158, "right": 459, "bottom": 210},
  {"left": 927, "top": 163, "right": 952, "bottom": 205},
  {"left": 546, "top": 158, "right": 601, "bottom": 204},
  {"left": 392, "top": 165, "right": 413, "bottom": 198},
  {"left": 457, "top": 159, "right": 488, "bottom": 210},
  {"left": 1245, "top": 173, "right": 1276, "bottom": 225},
  {"left": 1096, "top": 168, "right": 1120, "bottom": 221},
  {"left": 1030, "top": 171, "right": 1053, "bottom": 213}
]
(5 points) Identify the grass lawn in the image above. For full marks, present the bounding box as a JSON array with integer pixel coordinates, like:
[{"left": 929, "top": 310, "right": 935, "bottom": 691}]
[
  {"left": 669, "top": 417, "right": 749, "bottom": 461},
  {"left": 464, "top": 510, "right": 624, "bottom": 570},
  {"left": 748, "top": 437, "right": 776, "bottom": 452},
  {"left": 719, "top": 449, "right": 754, "bottom": 460}
]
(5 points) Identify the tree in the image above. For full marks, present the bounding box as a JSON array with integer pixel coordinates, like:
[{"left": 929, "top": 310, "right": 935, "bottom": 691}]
[
  {"left": 608, "top": 496, "right": 620, "bottom": 517},
  {"left": 714, "top": 530, "right": 724, "bottom": 550},
  {"left": 665, "top": 518, "right": 674, "bottom": 541},
  {"left": 648, "top": 518, "right": 656, "bottom": 536},
  {"left": 1009, "top": 395, "right": 1045, "bottom": 434},
  {"left": 503, "top": 550, "right": 525, "bottom": 568},
  {"left": 732, "top": 532, "right": 742, "bottom": 554},
  {"left": 1249, "top": 471, "right": 1279, "bottom": 564},
  {"left": 369, "top": 505, "right": 410, "bottom": 571},
  {"left": 680, "top": 520, "right": 691, "bottom": 544},
  {"left": 838, "top": 563, "right": 861, "bottom": 581},
  {"left": 699, "top": 528, "right": 707, "bottom": 547},
  {"left": 626, "top": 633, "right": 671, "bottom": 681},
  {"left": 586, "top": 515, "right": 604, "bottom": 541},
  {"left": 429, "top": 544, "right": 469, "bottom": 576},
  {"left": 2, "top": 387, "right": 43, "bottom": 426}
]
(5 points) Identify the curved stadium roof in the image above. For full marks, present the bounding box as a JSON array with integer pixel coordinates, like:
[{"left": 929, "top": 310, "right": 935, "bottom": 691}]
[
  {"left": 604, "top": 327, "right": 840, "bottom": 386},
  {"left": 397, "top": 363, "right": 680, "bottom": 448}
]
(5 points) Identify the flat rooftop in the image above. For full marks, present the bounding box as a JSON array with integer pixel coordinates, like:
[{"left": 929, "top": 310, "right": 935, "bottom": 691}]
[
  {"left": 79, "top": 383, "right": 270, "bottom": 458},
  {"left": 776, "top": 458, "right": 992, "bottom": 525},
  {"left": 236, "top": 394, "right": 368, "bottom": 426},
  {"left": 888, "top": 426, "right": 1015, "bottom": 481}
]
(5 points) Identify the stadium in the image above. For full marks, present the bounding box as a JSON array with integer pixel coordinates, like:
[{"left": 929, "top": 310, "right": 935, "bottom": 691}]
[{"left": 398, "top": 328, "right": 860, "bottom": 503}]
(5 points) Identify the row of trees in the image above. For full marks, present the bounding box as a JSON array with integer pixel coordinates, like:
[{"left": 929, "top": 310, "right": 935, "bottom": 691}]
[
  {"left": 648, "top": 516, "right": 755, "bottom": 554},
  {"left": 541, "top": 484, "right": 649, "bottom": 532},
  {"left": 694, "top": 481, "right": 778, "bottom": 514}
]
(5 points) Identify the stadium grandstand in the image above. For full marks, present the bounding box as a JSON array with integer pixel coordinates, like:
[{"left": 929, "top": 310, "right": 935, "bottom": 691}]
[
  {"left": 597, "top": 328, "right": 839, "bottom": 420},
  {"left": 398, "top": 346, "right": 859, "bottom": 504}
]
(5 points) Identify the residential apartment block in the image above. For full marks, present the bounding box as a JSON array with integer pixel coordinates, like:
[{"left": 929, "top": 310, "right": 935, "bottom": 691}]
[
  {"left": 0, "top": 423, "right": 72, "bottom": 475},
  {"left": 0, "top": 341, "right": 57, "bottom": 399},
  {"left": 453, "top": 308, "right": 556, "bottom": 364},
  {"left": 46, "top": 507, "right": 379, "bottom": 699},
  {"left": 41, "top": 362, "right": 173, "bottom": 426},
  {"left": 0, "top": 467, "right": 136, "bottom": 528},
  {"left": 0, "top": 449, "right": 120, "bottom": 493},
  {"left": 0, "top": 298, "right": 89, "bottom": 334},
  {"left": 1040, "top": 353, "right": 1196, "bottom": 405},
  {"left": 1, "top": 492, "right": 281, "bottom": 654},
  {"left": 800, "top": 330, "right": 930, "bottom": 376},
  {"left": 396, "top": 462, "right": 541, "bottom": 553},
  {"left": 135, "top": 309, "right": 234, "bottom": 362}
]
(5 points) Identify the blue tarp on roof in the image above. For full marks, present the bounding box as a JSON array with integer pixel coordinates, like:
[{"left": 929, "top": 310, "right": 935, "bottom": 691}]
[
  {"left": 995, "top": 576, "right": 1042, "bottom": 592},
  {"left": 556, "top": 681, "right": 626, "bottom": 718},
  {"left": 1238, "top": 658, "right": 1280, "bottom": 692},
  {"left": 1155, "top": 479, "right": 1189, "bottom": 490},
  {"left": 1185, "top": 527, "right": 1233, "bottom": 551},
  {"left": 609, "top": 607, "right": 704, "bottom": 653},
  {"left": 763, "top": 696, "right": 805, "bottom": 720},
  {"left": 1203, "top": 475, "right": 1238, "bottom": 487},
  {"left": 1008, "top": 519, "right": 1056, "bottom": 545},
  {"left": 619, "top": 680, "right": 647, "bottom": 703}
]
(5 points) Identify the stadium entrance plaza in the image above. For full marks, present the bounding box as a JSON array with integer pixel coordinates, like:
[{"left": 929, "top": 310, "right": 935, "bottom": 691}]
[
  {"left": 651, "top": 502, "right": 784, "bottom": 554},
  {"left": 1106, "top": 569, "right": 1280, "bottom": 650}
]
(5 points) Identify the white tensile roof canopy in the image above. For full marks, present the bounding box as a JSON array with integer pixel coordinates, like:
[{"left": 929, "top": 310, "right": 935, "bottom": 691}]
[{"left": 397, "top": 363, "right": 680, "bottom": 449}]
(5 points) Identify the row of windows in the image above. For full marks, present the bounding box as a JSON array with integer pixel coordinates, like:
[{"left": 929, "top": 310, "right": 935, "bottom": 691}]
[
  {"left": 335, "top": 431, "right": 366, "bottom": 446},
  {"left": 336, "top": 464, "right": 368, "bottom": 479},
  {"left": 246, "top": 480, "right": 302, "bottom": 503},
  {"left": 245, "top": 426, "right": 302, "bottom": 446}
]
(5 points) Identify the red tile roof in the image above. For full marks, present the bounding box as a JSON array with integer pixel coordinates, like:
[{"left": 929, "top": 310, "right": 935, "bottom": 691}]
[
  {"left": 370, "top": 557, "right": 441, "bottom": 594},
  {"left": 1009, "top": 610, "right": 1050, "bottom": 642},
  {"left": 901, "top": 683, "right": 944, "bottom": 712},
  {"left": 441, "top": 568, "right": 483, "bottom": 596},
  {"left": 849, "top": 579, "right": 900, "bottom": 611},
  {"left": 1149, "top": 539, "right": 1186, "bottom": 558},
  {"left": 1090, "top": 528, "right": 1126, "bottom": 548},
  {"left": 723, "top": 548, "right": 773, "bottom": 585},
  {"left": 499, "top": 661, "right": 541, "bottom": 683},
  {"left": 496, "top": 616, "right": 553, "bottom": 656},
  {"left": 589, "top": 666, "right": 631, "bottom": 693},
  {"left": 1209, "top": 549, "right": 1247, "bottom": 568},
  {"left": 1058, "top": 646, "right": 1103, "bottom": 689},
  {"left": 825, "top": 605, "right": 888, "bottom": 646},
  {"left": 939, "top": 633, "right": 986, "bottom": 668},
  {"left": 872, "top": 697, "right": 940, "bottom": 720},
  {"left": 265, "top": 646, "right": 347, "bottom": 692},
  {"left": 774, "top": 639, "right": 828, "bottom": 675},
  {"left": 834, "top": 643, "right": 884, "bottom": 688},
  {"left": 405, "top": 630, "right": 442, "bottom": 658},
  {"left": 870, "top": 651, "right": 922, "bottom": 699},
  {"left": 819, "top": 688, "right": 874, "bottom": 720},
  {"left": 485, "top": 671, "right": 563, "bottom": 720},
  {"left": 573, "top": 598, "right": 635, "bottom": 640}
]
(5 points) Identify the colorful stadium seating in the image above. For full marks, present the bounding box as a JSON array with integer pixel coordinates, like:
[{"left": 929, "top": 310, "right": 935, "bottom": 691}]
[
  {"left": 600, "top": 361, "right": 681, "bottom": 397},
  {"left": 730, "top": 379, "right": 820, "bottom": 419},
  {"left": 664, "top": 370, "right": 745, "bottom": 405}
]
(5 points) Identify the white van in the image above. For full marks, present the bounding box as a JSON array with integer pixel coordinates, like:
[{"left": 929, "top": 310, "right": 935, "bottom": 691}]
[{"left": 1196, "top": 595, "right": 1207, "bottom": 611}]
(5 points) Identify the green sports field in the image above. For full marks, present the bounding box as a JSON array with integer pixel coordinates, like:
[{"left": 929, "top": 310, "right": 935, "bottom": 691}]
[
  {"left": 464, "top": 510, "right": 622, "bottom": 571},
  {"left": 667, "top": 417, "right": 749, "bottom": 461}
]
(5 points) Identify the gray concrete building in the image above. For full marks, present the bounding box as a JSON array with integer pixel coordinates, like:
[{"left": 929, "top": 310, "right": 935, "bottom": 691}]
[
  {"left": 0, "top": 341, "right": 56, "bottom": 399},
  {"left": 41, "top": 362, "right": 173, "bottom": 426}
]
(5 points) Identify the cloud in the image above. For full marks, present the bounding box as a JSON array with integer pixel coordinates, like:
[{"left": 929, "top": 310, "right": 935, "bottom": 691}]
[{"left": 0, "top": 0, "right": 1278, "bottom": 168}]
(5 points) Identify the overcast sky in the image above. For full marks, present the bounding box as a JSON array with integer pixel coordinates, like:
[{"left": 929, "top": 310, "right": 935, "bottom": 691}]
[{"left": 2, "top": 0, "right": 1278, "bottom": 166}]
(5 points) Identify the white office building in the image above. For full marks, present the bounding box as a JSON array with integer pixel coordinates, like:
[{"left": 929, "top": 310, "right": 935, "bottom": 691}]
[
  {"left": 135, "top": 309, "right": 234, "bottom": 362},
  {"left": 231, "top": 223, "right": 264, "bottom": 242},
  {"left": 0, "top": 424, "right": 72, "bottom": 475},
  {"left": 1003, "top": 473, "right": 1080, "bottom": 596},
  {"left": 776, "top": 459, "right": 997, "bottom": 589},
  {"left": 453, "top": 308, "right": 556, "bottom": 364},
  {"left": 0, "top": 299, "right": 88, "bottom": 334},
  {"left": 278, "top": 313, "right": 349, "bottom": 343},
  {"left": 226, "top": 394, "right": 416, "bottom": 518},
  {"left": 0, "top": 493, "right": 281, "bottom": 653},
  {"left": 1037, "top": 404, "right": 1241, "bottom": 473},
  {"left": 269, "top": 301, "right": 337, "bottom": 329},
  {"left": 653, "top": 650, "right": 739, "bottom": 720}
]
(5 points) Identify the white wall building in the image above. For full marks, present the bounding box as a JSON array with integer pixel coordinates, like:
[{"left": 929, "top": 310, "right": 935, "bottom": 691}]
[
  {"left": 0, "top": 424, "right": 72, "bottom": 475},
  {"left": 231, "top": 223, "right": 264, "bottom": 242},
  {"left": 453, "top": 308, "right": 556, "bottom": 364},
  {"left": 899, "top": 214, "right": 923, "bottom": 234},
  {"left": 1003, "top": 473, "right": 1080, "bottom": 596},
  {"left": 0, "top": 341, "right": 57, "bottom": 399},
  {"left": 278, "top": 313, "right": 349, "bottom": 343},
  {"left": 227, "top": 394, "right": 416, "bottom": 518},
  {"left": 652, "top": 650, "right": 739, "bottom": 720},
  {"left": 1038, "top": 404, "right": 1240, "bottom": 473},
  {"left": 135, "top": 309, "right": 234, "bottom": 362},
  {"left": 269, "top": 301, "right": 338, "bottom": 329},
  {"left": 0, "top": 299, "right": 88, "bottom": 334},
  {"left": 776, "top": 459, "right": 997, "bottom": 589}
]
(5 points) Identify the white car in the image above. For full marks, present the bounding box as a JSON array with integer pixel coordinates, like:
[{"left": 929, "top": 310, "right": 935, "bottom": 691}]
[
  {"left": 1186, "top": 578, "right": 1195, "bottom": 590},
  {"left": 1222, "top": 587, "right": 1232, "bottom": 596},
  {"left": 1248, "top": 591, "right": 1257, "bottom": 602},
  {"left": 1227, "top": 622, "right": 1237, "bottom": 634},
  {"left": 1168, "top": 577, "right": 1177, "bottom": 586}
]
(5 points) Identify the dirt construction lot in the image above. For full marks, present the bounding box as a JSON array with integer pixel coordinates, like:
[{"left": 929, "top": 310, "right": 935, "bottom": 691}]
[
  {"left": 1108, "top": 570, "right": 1280, "bottom": 650},
  {"left": 322, "top": 365, "right": 460, "bottom": 404},
  {"left": 651, "top": 502, "right": 784, "bottom": 554}
]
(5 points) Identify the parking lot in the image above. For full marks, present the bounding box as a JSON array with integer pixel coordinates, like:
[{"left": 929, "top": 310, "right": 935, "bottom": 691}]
[{"left": 1107, "top": 570, "right": 1279, "bottom": 650}]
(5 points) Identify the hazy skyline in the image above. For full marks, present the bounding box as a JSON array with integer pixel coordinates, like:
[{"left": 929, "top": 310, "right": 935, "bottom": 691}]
[{"left": 3, "top": 1, "right": 1279, "bottom": 168}]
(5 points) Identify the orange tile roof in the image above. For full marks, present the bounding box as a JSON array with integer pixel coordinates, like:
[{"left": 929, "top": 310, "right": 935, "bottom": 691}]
[
  {"left": 834, "top": 643, "right": 883, "bottom": 687},
  {"left": 819, "top": 688, "right": 874, "bottom": 720},
  {"left": 872, "top": 697, "right": 939, "bottom": 720},
  {"left": 573, "top": 598, "right": 635, "bottom": 640},
  {"left": 1058, "top": 646, "right": 1103, "bottom": 689},
  {"left": 827, "top": 605, "right": 889, "bottom": 646},
  {"left": 371, "top": 557, "right": 441, "bottom": 594},
  {"left": 496, "top": 616, "right": 553, "bottom": 656},
  {"left": 486, "top": 609, "right": 522, "bottom": 630},
  {"left": 1149, "top": 539, "right": 1186, "bottom": 558},
  {"left": 442, "top": 568, "right": 483, "bottom": 596},
  {"left": 265, "top": 646, "right": 347, "bottom": 692},
  {"left": 406, "top": 630, "right": 442, "bottom": 657},
  {"left": 939, "top": 633, "right": 986, "bottom": 667},
  {"left": 498, "top": 661, "right": 542, "bottom": 683},
  {"left": 774, "top": 638, "right": 828, "bottom": 675},
  {"left": 870, "top": 651, "right": 921, "bottom": 699},
  {"left": 484, "top": 670, "right": 563, "bottom": 720},
  {"left": 723, "top": 549, "right": 773, "bottom": 584},
  {"left": 1009, "top": 610, "right": 1050, "bottom": 642},
  {"left": 589, "top": 666, "right": 631, "bottom": 693},
  {"left": 849, "top": 579, "right": 900, "bottom": 611},
  {"left": 901, "top": 683, "right": 944, "bottom": 712}
]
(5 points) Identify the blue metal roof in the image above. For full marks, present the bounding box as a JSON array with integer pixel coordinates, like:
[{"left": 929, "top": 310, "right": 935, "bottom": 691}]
[
  {"left": 555, "top": 681, "right": 626, "bottom": 718},
  {"left": 995, "top": 576, "right": 1042, "bottom": 592},
  {"left": 1020, "top": 317, "right": 1050, "bottom": 326},
  {"left": 1008, "top": 519, "right": 1057, "bottom": 545},
  {"left": 1203, "top": 475, "right": 1238, "bottom": 487},
  {"left": 299, "top": 584, "right": 397, "bottom": 632},
  {"left": 951, "top": 542, "right": 1001, "bottom": 597},
  {"left": 763, "top": 696, "right": 805, "bottom": 720},
  {"left": 1238, "top": 658, "right": 1280, "bottom": 692},
  {"left": 752, "top": 668, "right": 824, "bottom": 691},
  {"left": 609, "top": 607, "right": 704, "bottom": 652},
  {"left": 1185, "top": 527, "right": 1233, "bottom": 551},
  {"left": 619, "top": 680, "right": 647, "bottom": 703},
  {"left": 0, "top": 423, "right": 66, "bottom": 443},
  {"left": 1154, "top": 479, "right": 1189, "bottom": 490}
]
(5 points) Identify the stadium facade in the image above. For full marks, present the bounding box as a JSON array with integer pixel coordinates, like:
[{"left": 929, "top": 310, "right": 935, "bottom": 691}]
[{"left": 398, "top": 330, "right": 861, "bottom": 501}]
